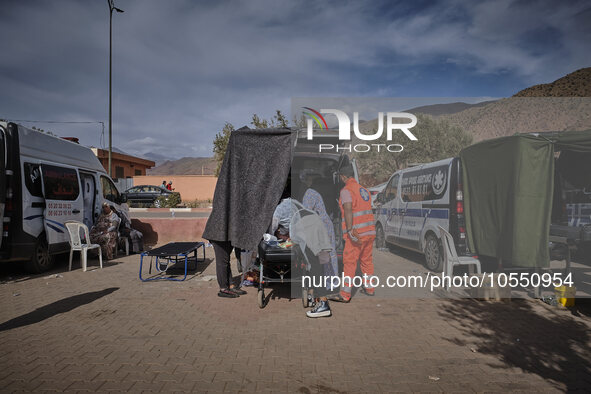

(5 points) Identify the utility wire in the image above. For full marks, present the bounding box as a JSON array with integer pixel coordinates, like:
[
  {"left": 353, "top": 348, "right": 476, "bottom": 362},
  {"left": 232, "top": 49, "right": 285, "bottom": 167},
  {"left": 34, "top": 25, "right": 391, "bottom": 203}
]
[
  {"left": 3, "top": 119, "right": 106, "bottom": 149},
  {"left": 4, "top": 119, "right": 103, "bottom": 125}
]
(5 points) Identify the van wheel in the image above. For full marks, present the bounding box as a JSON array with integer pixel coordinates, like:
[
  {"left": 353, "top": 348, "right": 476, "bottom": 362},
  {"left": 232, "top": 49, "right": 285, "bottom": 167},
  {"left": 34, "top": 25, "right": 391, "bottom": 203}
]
[
  {"left": 26, "top": 236, "right": 54, "bottom": 273},
  {"left": 424, "top": 233, "right": 442, "bottom": 271},
  {"left": 302, "top": 287, "right": 309, "bottom": 308},
  {"left": 375, "top": 224, "right": 385, "bottom": 249}
]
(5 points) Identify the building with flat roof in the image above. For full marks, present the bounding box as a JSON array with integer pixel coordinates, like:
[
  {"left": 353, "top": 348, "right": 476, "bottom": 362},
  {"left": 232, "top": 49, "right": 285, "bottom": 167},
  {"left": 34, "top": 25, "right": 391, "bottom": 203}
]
[{"left": 91, "top": 148, "right": 155, "bottom": 180}]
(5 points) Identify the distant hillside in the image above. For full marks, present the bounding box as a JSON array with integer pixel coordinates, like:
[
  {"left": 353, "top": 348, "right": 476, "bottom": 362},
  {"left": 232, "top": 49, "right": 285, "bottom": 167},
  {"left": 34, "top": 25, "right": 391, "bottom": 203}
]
[
  {"left": 112, "top": 147, "right": 130, "bottom": 155},
  {"left": 440, "top": 97, "right": 591, "bottom": 142},
  {"left": 143, "top": 151, "right": 170, "bottom": 165},
  {"left": 405, "top": 100, "right": 497, "bottom": 117},
  {"left": 355, "top": 66, "right": 591, "bottom": 177},
  {"left": 147, "top": 157, "right": 216, "bottom": 175},
  {"left": 436, "top": 67, "right": 591, "bottom": 141},
  {"left": 513, "top": 67, "right": 591, "bottom": 97}
]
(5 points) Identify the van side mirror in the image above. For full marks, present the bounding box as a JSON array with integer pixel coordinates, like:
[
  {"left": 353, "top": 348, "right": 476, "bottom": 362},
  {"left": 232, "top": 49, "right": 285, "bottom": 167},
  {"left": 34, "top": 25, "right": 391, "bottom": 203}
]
[
  {"left": 375, "top": 192, "right": 383, "bottom": 204},
  {"left": 118, "top": 194, "right": 128, "bottom": 204}
]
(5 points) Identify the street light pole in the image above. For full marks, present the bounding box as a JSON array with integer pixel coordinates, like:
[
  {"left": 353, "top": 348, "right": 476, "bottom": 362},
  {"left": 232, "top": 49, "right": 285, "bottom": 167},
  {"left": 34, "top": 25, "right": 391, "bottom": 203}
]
[{"left": 108, "top": 0, "right": 123, "bottom": 177}]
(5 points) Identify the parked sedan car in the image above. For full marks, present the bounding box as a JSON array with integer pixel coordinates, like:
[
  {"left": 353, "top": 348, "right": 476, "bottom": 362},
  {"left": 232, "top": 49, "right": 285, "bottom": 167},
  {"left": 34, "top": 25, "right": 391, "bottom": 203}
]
[{"left": 123, "top": 185, "right": 180, "bottom": 207}]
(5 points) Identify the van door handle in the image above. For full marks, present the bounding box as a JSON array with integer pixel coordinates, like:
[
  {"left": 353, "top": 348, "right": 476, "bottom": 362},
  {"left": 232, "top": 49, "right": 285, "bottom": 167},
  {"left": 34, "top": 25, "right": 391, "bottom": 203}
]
[{"left": 72, "top": 209, "right": 81, "bottom": 214}]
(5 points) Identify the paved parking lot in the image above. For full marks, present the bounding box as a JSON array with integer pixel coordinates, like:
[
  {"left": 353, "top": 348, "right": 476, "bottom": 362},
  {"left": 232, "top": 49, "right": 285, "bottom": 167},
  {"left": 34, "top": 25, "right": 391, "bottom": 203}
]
[{"left": 1, "top": 246, "right": 591, "bottom": 392}]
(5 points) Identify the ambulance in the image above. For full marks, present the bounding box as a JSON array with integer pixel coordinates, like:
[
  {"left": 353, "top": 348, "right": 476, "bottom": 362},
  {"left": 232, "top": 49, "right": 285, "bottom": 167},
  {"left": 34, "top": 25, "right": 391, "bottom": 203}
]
[{"left": 374, "top": 157, "right": 469, "bottom": 271}]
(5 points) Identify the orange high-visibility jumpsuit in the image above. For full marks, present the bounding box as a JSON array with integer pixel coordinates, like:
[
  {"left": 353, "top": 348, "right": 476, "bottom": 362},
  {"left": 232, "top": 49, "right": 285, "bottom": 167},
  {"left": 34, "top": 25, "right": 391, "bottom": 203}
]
[{"left": 339, "top": 178, "right": 376, "bottom": 301}]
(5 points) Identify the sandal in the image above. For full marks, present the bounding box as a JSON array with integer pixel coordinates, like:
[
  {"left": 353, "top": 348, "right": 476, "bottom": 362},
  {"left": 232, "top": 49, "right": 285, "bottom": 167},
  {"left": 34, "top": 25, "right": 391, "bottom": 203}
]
[
  {"left": 328, "top": 294, "right": 350, "bottom": 303},
  {"left": 360, "top": 288, "right": 375, "bottom": 297},
  {"left": 218, "top": 288, "right": 239, "bottom": 298},
  {"left": 230, "top": 288, "right": 247, "bottom": 295}
]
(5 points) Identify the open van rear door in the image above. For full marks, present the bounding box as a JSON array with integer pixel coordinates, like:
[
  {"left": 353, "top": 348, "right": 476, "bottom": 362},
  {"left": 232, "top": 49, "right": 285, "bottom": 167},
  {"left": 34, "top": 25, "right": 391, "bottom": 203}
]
[
  {"left": 0, "top": 128, "right": 5, "bottom": 249},
  {"left": 351, "top": 158, "right": 359, "bottom": 182},
  {"left": 40, "top": 164, "right": 84, "bottom": 251}
]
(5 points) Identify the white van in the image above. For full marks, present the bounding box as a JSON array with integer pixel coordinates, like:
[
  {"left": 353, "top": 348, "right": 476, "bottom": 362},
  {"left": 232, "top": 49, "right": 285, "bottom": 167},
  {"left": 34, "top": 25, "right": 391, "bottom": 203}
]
[
  {"left": 374, "top": 157, "right": 471, "bottom": 271},
  {"left": 0, "top": 122, "right": 128, "bottom": 272}
]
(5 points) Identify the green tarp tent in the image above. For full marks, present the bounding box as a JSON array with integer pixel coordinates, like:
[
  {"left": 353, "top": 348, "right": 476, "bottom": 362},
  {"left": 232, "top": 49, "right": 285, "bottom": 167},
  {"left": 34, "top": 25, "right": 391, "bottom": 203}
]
[{"left": 459, "top": 130, "right": 591, "bottom": 268}]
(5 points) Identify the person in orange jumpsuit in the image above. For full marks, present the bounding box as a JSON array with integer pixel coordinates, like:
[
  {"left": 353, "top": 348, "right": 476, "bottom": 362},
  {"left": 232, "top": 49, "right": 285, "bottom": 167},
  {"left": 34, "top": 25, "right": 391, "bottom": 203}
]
[{"left": 330, "top": 165, "right": 376, "bottom": 302}]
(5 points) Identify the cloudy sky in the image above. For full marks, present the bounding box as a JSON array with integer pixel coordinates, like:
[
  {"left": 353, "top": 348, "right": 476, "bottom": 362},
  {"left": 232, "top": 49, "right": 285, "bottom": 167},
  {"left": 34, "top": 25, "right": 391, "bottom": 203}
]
[{"left": 1, "top": 0, "right": 590, "bottom": 160}]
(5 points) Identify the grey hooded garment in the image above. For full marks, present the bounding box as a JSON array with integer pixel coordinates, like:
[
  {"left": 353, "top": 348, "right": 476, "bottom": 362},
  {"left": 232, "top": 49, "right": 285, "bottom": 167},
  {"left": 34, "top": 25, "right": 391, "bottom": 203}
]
[{"left": 202, "top": 127, "right": 292, "bottom": 250}]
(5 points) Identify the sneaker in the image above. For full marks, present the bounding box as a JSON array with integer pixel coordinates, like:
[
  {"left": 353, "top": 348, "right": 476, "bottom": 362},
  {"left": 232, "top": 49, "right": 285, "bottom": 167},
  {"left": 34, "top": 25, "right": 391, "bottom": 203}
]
[
  {"left": 306, "top": 301, "right": 332, "bottom": 318},
  {"left": 218, "top": 288, "right": 239, "bottom": 298},
  {"left": 241, "top": 280, "right": 254, "bottom": 287},
  {"left": 229, "top": 287, "right": 247, "bottom": 295}
]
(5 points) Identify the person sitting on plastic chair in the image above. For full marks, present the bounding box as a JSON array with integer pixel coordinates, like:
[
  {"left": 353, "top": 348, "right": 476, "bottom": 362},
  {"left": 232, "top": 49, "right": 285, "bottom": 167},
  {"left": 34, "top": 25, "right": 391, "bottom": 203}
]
[{"left": 90, "top": 203, "right": 120, "bottom": 260}]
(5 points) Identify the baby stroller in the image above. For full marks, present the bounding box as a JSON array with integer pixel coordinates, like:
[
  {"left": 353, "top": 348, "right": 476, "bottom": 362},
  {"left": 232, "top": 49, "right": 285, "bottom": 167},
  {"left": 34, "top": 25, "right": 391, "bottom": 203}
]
[{"left": 256, "top": 201, "right": 325, "bottom": 309}]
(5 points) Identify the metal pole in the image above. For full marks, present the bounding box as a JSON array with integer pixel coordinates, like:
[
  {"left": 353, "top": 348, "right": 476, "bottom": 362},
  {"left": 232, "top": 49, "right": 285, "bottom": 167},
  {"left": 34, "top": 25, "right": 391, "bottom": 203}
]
[
  {"left": 107, "top": 1, "right": 123, "bottom": 177},
  {"left": 108, "top": 4, "right": 112, "bottom": 177}
]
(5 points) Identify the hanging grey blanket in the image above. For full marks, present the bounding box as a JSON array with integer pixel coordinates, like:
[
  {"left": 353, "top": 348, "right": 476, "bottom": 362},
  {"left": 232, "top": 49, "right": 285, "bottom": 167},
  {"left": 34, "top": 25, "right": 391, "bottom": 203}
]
[{"left": 202, "top": 127, "right": 292, "bottom": 250}]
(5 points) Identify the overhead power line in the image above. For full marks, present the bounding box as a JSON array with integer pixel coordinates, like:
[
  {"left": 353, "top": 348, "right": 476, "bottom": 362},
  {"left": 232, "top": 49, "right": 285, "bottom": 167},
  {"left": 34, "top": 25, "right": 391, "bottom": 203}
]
[
  {"left": 4, "top": 119, "right": 104, "bottom": 125},
  {"left": 3, "top": 119, "right": 106, "bottom": 149}
]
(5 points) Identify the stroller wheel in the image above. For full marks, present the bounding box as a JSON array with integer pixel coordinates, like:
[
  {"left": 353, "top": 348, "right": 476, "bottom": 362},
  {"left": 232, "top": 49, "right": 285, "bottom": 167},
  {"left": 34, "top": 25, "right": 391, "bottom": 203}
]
[
  {"left": 302, "top": 288, "right": 309, "bottom": 308},
  {"left": 257, "top": 289, "right": 265, "bottom": 308}
]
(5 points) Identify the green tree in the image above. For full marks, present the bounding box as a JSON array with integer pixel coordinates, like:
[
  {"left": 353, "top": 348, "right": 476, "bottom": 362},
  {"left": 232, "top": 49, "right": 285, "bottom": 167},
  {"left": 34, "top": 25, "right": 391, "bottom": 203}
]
[
  {"left": 213, "top": 110, "right": 289, "bottom": 176},
  {"left": 212, "top": 122, "right": 234, "bottom": 176},
  {"left": 292, "top": 114, "right": 307, "bottom": 129},
  {"left": 250, "top": 114, "right": 269, "bottom": 129},
  {"left": 355, "top": 113, "right": 473, "bottom": 182},
  {"left": 273, "top": 110, "right": 289, "bottom": 128},
  {"left": 251, "top": 110, "right": 289, "bottom": 129}
]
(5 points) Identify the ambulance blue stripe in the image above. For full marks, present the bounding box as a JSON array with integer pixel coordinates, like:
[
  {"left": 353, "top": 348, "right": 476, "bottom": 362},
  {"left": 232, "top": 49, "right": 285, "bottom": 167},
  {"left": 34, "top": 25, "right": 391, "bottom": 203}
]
[
  {"left": 46, "top": 223, "right": 64, "bottom": 233},
  {"left": 378, "top": 208, "right": 449, "bottom": 219},
  {"left": 422, "top": 209, "right": 449, "bottom": 219},
  {"left": 46, "top": 219, "right": 66, "bottom": 228},
  {"left": 24, "top": 214, "right": 44, "bottom": 220}
]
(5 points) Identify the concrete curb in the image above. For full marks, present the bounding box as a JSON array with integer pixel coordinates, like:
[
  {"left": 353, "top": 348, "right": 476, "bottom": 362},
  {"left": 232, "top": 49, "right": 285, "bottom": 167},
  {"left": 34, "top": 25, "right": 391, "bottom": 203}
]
[{"left": 129, "top": 207, "right": 212, "bottom": 212}]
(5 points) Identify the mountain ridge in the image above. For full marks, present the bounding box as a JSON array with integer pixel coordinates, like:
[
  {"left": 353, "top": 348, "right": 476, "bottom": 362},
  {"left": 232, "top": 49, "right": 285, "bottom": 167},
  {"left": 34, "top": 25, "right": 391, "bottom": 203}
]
[
  {"left": 148, "top": 67, "right": 591, "bottom": 175},
  {"left": 513, "top": 67, "right": 591, "bottom": 97},
  {"left": 147, "top": 156, "right": 216, "bottom": 175}
]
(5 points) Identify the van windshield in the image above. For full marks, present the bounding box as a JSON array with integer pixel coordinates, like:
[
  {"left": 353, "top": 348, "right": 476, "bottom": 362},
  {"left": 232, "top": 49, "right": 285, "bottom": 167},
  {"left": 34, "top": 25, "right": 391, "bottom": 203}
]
[{"left": 101, "top": 175, "right": 120, "bottom": 203}]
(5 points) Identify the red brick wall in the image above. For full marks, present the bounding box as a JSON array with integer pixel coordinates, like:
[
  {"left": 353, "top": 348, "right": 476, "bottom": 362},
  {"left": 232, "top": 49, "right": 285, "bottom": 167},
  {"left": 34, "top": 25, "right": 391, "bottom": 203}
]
[{"left": 132, "top": 218, "right": 208, "bottom": 246}]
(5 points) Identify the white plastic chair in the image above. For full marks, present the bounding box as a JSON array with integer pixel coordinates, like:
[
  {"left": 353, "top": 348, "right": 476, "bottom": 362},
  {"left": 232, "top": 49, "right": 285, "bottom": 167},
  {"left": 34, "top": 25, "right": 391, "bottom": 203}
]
[
  {"left": 438, "top": 225, "right": 481, "bottom": 290},
  {"left": 65, "top": 221, "right": 103, "bottom": 272}
]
